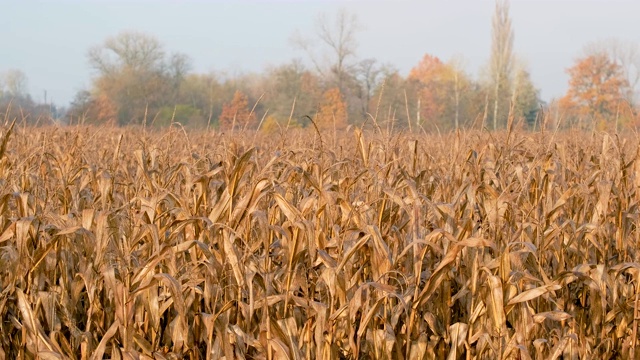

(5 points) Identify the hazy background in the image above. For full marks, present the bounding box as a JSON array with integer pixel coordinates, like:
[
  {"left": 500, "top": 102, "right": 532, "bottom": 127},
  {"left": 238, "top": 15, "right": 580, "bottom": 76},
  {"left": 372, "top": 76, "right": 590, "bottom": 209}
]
[{"left": 2, "top": 0, "right": 640, "bottom": 107}]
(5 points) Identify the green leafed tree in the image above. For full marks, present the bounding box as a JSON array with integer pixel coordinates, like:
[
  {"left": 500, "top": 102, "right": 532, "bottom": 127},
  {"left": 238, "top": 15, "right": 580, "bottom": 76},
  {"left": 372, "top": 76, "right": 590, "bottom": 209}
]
[
  {"left": 262, "top": 61, "right": 322, "bottom": 128},
  {"left": 179, "top": 73, "right": 224, "bottom": 129},
  {"left": 510, "top": 65, "right": 541, "bottom": 128}
]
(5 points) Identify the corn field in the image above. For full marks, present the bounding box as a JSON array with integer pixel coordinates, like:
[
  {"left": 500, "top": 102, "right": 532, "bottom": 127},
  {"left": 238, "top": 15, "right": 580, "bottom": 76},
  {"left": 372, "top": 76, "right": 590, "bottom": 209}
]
[{"left": 1, "top": 123, "right": 640, "bottom": 359}]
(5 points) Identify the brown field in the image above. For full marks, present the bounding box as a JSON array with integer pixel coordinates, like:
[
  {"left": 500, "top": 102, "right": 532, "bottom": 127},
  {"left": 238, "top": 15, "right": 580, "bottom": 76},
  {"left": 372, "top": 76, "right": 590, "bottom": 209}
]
[{"left": 1, "top": 124, "right": 639, "bottom": 359}]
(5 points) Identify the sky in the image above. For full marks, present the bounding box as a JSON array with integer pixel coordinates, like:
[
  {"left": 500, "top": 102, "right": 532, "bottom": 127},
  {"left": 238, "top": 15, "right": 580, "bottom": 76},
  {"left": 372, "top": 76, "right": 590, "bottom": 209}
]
[{"left": 2, "top": 0, "right": 640, "bottom": 107}]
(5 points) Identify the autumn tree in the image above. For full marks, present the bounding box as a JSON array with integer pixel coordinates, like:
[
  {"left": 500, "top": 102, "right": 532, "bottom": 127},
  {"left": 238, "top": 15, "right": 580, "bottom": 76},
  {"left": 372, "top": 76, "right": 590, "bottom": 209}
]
[
  {"left": 586, "top": 39, "right": 640, "bottom": 104},
  {"left": 90, "top": 94, "right": 118, "bottom": 125},
  {"left": 368, "top": 70, "right": 411, "bottom": 129},
  {"left": 489, "top": 0, "right": 514, "bottom": 130},
  {"left": 559, "top": 53, "right": 629, "bottom": 128},
  {"left": 260, "top": 115, "right": 281, "bottom": 134},
  {"left": 316, "top": 87, "right": 347, "bottom": 131},
  {"left": 151, "top": 71, "right": 226, "bottom": 128},
  {"left": 261, "top": 61, "right": 322, "bottom": 128},
  {"left": 353, "top": 59, "right": 392, "bottom": 122},
  {"left": 219, "top": 90, "right": 257, "bottom": 131},
  {"left": 409, "top": 55, "right": 448, "bottom": 126},
  {"left": 86, "top": 31, "right": 191, "bottom": 125},
  {"left": 178, "top": 73, "right": 222, "bottom": 129},
  {"left": 408, "top": 54, "right": 476, "bottom": 130},
  {"left": 293, "top": 9, "right": 366, "bottom": 122}
]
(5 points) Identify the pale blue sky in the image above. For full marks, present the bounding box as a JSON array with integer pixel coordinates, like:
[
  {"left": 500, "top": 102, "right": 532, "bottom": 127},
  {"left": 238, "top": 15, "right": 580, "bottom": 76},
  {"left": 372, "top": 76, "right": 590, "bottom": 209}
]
[{"left": 2, "top": 0, "right": 640, "bottom": 106}]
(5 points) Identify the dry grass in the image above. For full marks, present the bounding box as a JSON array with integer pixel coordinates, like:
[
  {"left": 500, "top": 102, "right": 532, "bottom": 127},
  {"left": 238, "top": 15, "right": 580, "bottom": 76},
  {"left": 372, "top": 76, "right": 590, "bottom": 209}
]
[{"left": 0, "top": 124, "right": 639, "bottom": 359}]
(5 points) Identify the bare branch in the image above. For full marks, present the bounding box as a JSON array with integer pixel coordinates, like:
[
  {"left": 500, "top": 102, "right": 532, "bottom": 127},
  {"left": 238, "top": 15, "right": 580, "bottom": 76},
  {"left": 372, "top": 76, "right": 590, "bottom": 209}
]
[{"left": 291, "top": 9, "right": 361, "bottom": 89}]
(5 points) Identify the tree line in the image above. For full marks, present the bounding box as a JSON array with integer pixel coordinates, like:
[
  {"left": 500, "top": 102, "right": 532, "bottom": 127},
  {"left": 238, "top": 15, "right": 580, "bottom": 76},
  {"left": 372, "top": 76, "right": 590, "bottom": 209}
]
[{"left": 3, "top": 1, "right": 639, "bottom": 132}]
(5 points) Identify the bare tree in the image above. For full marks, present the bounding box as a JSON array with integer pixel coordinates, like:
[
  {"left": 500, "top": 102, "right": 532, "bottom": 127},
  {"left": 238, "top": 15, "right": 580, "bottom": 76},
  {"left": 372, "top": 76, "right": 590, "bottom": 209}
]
[
  {"left": 292, "top": 8, "right": 360, "bottom": 91},
  {"left": 356, "top": 59, "right": 391, "bottom": 117},
  {"left": 489, "top": 0, "right": 514, "bottom": 130}
]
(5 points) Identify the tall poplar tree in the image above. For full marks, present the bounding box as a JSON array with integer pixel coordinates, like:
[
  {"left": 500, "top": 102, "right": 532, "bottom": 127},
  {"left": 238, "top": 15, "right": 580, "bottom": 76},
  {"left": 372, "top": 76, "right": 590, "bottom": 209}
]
[{"left": 489, "top": 0, "right": 514, "bottom": 130}]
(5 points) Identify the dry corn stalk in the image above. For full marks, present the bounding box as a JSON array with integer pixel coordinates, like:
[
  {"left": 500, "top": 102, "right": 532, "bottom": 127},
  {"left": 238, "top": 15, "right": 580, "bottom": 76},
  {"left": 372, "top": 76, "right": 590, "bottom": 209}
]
[{"left": 0, "top": 125, "right": 637, "bottom": 359}]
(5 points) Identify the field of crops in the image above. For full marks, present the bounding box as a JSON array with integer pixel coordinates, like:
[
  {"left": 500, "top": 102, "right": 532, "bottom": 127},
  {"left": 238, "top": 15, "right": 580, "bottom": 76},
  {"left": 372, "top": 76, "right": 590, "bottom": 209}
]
[{"left": 0, "top": 124, "right": 639, "bottom": 359}]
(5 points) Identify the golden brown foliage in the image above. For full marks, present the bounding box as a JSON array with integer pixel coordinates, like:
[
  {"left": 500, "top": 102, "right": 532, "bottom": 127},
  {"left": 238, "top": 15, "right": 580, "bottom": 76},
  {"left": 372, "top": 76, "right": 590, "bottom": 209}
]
[
  {"left": 316, "top": 87, "right": 347, "bottom": 131},
  {"left": 409, "top": 54, "right": 452, "bottom": 126},
  {"left": 0, "top": 125, "right": 640, "bottom": 359},
  {"left": 219, "top": 90, "right": 257, "bottom": 131},
  {"left": 560, "top": 53, "right": 630, "bottom": 128},
  {"left": 92, "top": 92, "right": 118, "bottom": 125}
]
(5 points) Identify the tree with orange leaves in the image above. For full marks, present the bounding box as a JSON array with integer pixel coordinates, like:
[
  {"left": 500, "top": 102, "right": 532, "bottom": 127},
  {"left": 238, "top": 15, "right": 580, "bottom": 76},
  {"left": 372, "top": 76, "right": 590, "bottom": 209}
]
[
  {"left": 67, "top": 89, "right": 117, "bottom": 125},
  {"left": 316, "top": 87, "right": 347, "bottom": 131},
  {"left": 91, "top": 93, "right": 118, "bottom": 125},
  {"left": 408, "top": 54, "right": 474, "bottom": 130},
  {"left": 409, "top": 55, "right": 448, "bottom": 125},
  {"left": 219, "top": 90, "right": 256, "bottom": 131},
  {"left": 560, "top": 53, "right": 629, "bottom": 128}
]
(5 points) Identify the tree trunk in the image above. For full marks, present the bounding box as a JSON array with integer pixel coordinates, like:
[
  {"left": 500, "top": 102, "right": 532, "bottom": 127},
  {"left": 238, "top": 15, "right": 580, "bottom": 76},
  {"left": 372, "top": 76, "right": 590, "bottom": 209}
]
[
  {"left": 493, "top": 80, "right": 500, "bottom": 131},
  {"left": 454, "top": 72, "right": 460, "bottom": 129}
]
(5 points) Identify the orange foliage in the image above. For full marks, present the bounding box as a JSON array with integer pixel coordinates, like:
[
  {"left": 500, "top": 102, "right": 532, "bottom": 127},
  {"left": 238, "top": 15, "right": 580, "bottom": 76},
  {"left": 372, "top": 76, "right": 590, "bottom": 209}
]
[
  {"left": 71, "top": 93, "right": 117, "bottom": 125},
  {"left": 559, "top": 53, "right": 629, "bottom": 124},
  {"left": 92, "top": 94, "right": 118, "bottom": 125},
  {"left": 219, "top": 90, "right": 256, "bottom": 131},
  {"left": 316, "top": 88, "right": 347, "bottom": 130},
  {"left": 408, "top": 54, "right": 445, "bottom": 83},
  {"left": 408, "top": 54, "right": 452, "bottom": 123}
]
